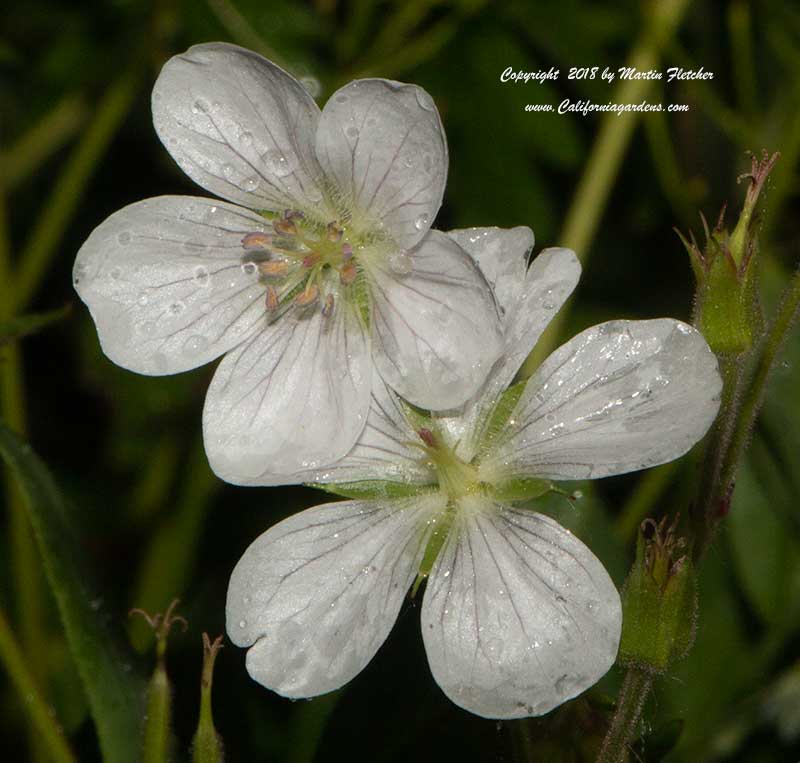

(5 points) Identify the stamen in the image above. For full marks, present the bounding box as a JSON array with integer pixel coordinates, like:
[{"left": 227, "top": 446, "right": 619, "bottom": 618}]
[
  {"left": 295, "top": 284, "right": 320, "bottom": 307},
  {"left": 302, "top": 253, "right": 321, "bottom": 269},
  {"left": 418, "top": 428, "right": 438, "bottom": 448},
  {"left": 241, "top": 231, "right": 273, "bottom": 250},
  {"left": 284, "top": 209, "right": 305, "bottom": 222},
  {"left": 322, "top": 293, "right": 335, "bottom": 318},
  {"left": 258, "top": 260, "right": 289, "bottom": 277},
  {"left": 265, "top": 285, "right": 280, "bottom": 312},
  {"left": 341, "top": 243, "right": 353, "bottom": 260},
  {"left": 327, "top": 222, "right": 343, "bottom": 242},
  {"left": 340, "top": 261, "right": 357, "bottom": 285},
  {"left": 274, "top": 218, "right": 297, "bottom": 237}
]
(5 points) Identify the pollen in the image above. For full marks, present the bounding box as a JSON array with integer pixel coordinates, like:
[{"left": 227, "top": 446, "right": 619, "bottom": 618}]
[
  {"left": 259, "top": 260, "right": 289, "bottom": 277},
  {"left": 241, "top": 231, "right": 273, "bottom": 250},
  {"left": 295, "top": 284, "right": 320, "bottom": 307}
]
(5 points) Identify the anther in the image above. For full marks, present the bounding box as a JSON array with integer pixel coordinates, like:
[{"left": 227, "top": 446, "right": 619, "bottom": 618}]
[
  {"left": 284, "top": 209, "right": 305, "bottom": 221},
  {"left": 340, "top": 261, "right": 357, "bottom": 285},
  {"left": 274, "top": 218, "right": 297, "bottom": 237},
  {"left": 327, "top": 222, "right": 343, "bottom": 242},
  {"left": 322, "top": 293, "right": 335, "bottom": 318},
  {"left": 302, "top": 253, "right": 321, "bottom": 269},
  {"left": 265, "top": 285, "right": 280, "bottom": 312},
  {"left": 295, "top": 284, "right": 319, "bottom": 307},
  {"left": 418, "top": 428, "right": 438, "bottom": 448},
  {"left": 241, "top": 231, "right": 273, "bottom": 250},
  {"left": 341, "top": 242, "right": 353, "bottom": 260},
  {"left": 258, "top": 260, "right": 289, "bottom": 277}
]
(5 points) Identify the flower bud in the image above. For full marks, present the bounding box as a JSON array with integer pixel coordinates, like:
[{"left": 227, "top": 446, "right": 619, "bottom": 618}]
[
  {"left": 678, "top": 151, "right": 779, "bottom": 356},
  {"left": 618, "top": 517, "right": 697, "bottom": 672}
]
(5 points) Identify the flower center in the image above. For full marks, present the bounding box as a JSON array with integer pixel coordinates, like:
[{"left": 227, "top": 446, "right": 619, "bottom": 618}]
[
  {"left": 241, "top": 210, "right": 363, "bottom": 320},
  {"left": 415, "top": 428, "right": 481, "bottom": 502}
]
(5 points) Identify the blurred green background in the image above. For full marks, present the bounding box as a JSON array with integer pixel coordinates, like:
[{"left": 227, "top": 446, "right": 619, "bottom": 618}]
[{"left": 2, "top": 0, "right": 800, "bottom": 760}]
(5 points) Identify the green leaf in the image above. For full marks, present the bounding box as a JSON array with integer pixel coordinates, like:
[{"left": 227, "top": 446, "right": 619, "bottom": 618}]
[
  {"left": 311, "top": 480, "right": 435, "bottom": 500},
  {"left": 0, "top": 303, "right": 71, "bottom": 346},
  {"left": 0, "top": 422, "right": 145, "bottom": 763}
]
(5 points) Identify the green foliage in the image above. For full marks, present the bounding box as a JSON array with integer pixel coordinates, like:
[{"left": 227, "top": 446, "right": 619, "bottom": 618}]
[{"left": 0, "top": 424, "right": 145, "bottom": 763}]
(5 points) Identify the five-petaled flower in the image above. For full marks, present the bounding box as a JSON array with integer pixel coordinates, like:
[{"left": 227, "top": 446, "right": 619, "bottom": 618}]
[
  {"left": 226, "top": 227, "right": 722, "bottom": 719},
  {"left": 73, "top": 43, "right": 501, "bottom": 482}
]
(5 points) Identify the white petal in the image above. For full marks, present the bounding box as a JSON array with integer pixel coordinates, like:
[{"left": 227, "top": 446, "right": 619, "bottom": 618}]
[
  {"left": 445, "top": 227, "right": 533, "bottom": 317},
  {"left": 73, "top": 196, "right": 272, "bottom": 375},
  {"left": 306, "top": 375, "right": 434, "bottom": 486},
  {"left": 435, "top": 243, "right": 580, "bottom": 460},
  {"left": 227, "top": 494, "right": 441, "bottom": 697},
  {"left": 316, "top": 79, "right": 447, "bottom": 249},
  {"left": 483, "top": 319, "right": 722, "bottom": 481},
  {"left": 370, "top": 231, "right": 502, "bottom": 411},
  {"left": 422, "top": 498, "right": 621, "bottom": 719},
  {"left": 152, "top": 43, "right": 329, "bottom": 215},
  {"left": 203, "top": 300, "right": 371, "bottom": 484}
]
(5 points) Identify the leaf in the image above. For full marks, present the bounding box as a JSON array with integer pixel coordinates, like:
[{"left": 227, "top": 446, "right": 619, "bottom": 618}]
[
  {"left": 0, "top": 422, "right": 145, "bottom": 763},
  {"left": 0, "top": 303, "right": 71, "bottom": 346}
]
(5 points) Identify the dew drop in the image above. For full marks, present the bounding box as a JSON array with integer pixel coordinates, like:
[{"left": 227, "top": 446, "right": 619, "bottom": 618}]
[
  {"left": 389, "top": 251, "right": 412, "bottom": 276},
  {"left": 200, "top": 301, "right": 213, "bottom": 315},
  {"left": 415, "top": 88, "right": 436, "bottom": 111},
  {"left": 345, "top": 125, "right": 359, "bottom": 139},
  {"left": 543, "top": 300, "right": 556, "bottom": 310},
  {"left": 194, "top": 266, "right": 210, "bottom": 286},
  {"left": 117, "top": 231, "right": 132, "bottom": 245},
  {"left": 414, "top": 213, "right": 429, "bottom": 231},
  {"left": 169, "top": 301, "right": 186, "bottom": 315},
  {"left": 335, "top": 94, "right": 349, "bottom": 104},
  {"left": 238, "top": 619, "right": 247, "bottom": 629},
  {"left": 192, "top": 98, "right": 210, "bottom": 114},
  {"left": 140, "top": 320, "right": 156, "bottom": 335},
  {"left": 240, "top": 130, "right": 253, "bottom": 146},
  {"left": 137, "top": 294, "right": 149, "bottom": 307},
  {"left": 300, "top": 76, "right": 321, "bottom": 97},
  {"left": 262, "top": 148, "right": 294, "bottom": 178},
  {"left": 183, "top": 335, "right": 209, "bottom": 356},
  {"left": 242, "top": 176, "right": 259, "bottom": 191},
  {"left": 241, "top": 262, "right": 257, "bottom": 276},
  {"left": 221, "top": 163, "right": 235, "bottom": 178},
  {"left": 109, "top": 267, "right": 121, "bottom": 280}
]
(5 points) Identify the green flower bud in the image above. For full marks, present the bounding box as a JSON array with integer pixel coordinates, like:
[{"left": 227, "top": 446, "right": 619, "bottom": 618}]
[
  {"left": 618, "top": 517, "right": 697, "bottom": 673},
  {"left": 678, "top": 151, "right": 779, "bottom": 356},
  {"left": 192, "top": 634, "right": 225, "bottom": 763}
]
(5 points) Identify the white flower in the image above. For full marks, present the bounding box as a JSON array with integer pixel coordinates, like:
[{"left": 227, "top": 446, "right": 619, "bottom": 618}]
[
  {"left": 73, "top": 43, "right": 501, "bottom": 483},
  {"left": 226, "top": 227, "right": 723, "bottom": 718}
]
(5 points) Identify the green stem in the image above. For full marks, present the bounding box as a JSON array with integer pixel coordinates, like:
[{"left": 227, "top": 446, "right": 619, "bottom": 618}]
[
  {"left": 523, "top": 0, "right": 692, "bottom": 374},
  {"left": 596, "top": 667, "right": 654, "bottom": 763},
  {"left": 0, "top": 604, "right": 76, "bottom": 763},
  {"left": 720, "top": 268, "right": 800, "bottom": 498},
  {"left": 12, "top": 72, "right": 139, "bottom": 314},
  {"left": 692, "top": 355, "right": 746, "bottom": 559}
]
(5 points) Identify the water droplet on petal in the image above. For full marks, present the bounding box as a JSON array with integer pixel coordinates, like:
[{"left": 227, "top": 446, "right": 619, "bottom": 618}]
[
  {"left": 221, "top": 163, "right": 235, "bottom": 178},
  {"left": 242, "top": 176, "right": 259, "bottom": 192},
  {"left": 241, "top": 262, "right": 257, "bottom": 276},
  {"left": 240, "top": 130, "right": 253, "bottom": 146},
  {"left": 238, "top": 619, "right": 247, "bottom": 628},
  {"left": 345, "top": 126, "right": 359, "bottom": 139},
  {"left": 194, "top": 266, "right": 210, "bottom": 286},
  {"left": 117, "top": 231, "right": 132, "bottom": 245},
  {"left": 200, "top": 301, "right": 213, "bottom": 315},
  {"left": 414, "top": 213, "right": 429, "bottom": 231},
  {"left": 262, "top": 148, "right": 294, "bottom": 178},
  {"left": 169, "top": 301, "right": 186, "bottom": 315},
  {"left": 137, "top": 294, "right": 149, "bottom": 307},
  {"left": 183, "top": 335, "right": 209, "bottom": 356},
  {"left": 109, "top": 267, "right": 121, "bottom": 280},
  {"left": 335, "top": 94, "right": 349, "bottom": 104},
  {"left": 300, "top": 76, "right": 321, "bottom": 97},
  {"left": 415, "top": 88, "right": 436, "bottom": 111},
  {"left": 192, "top": 98, "right": 210, "bottom": 114},
  {"left": 389, "top": 251, "right": 412, "bottom": 276}
]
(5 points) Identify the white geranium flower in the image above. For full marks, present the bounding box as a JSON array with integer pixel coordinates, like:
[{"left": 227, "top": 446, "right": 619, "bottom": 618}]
[
  {"left": 73, "top": 43, "right": 501, "bottom": 482},
  {"left": 226, "top": 228, "right": 723, "bottom": 718}
]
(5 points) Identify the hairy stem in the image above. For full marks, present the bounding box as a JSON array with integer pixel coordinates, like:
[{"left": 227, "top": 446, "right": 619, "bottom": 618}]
[{"left": 596, "top": 667, "right": 654, "bottom": 763}]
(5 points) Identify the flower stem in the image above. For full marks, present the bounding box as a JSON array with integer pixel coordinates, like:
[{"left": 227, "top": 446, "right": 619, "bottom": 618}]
[
  {"left": 0, "top": 603, "right": 76, "bottom": 763},
  {"left": 596, "top": 667, "right": 654, "bottom": 763},
  {"left": 523, "top": 0, "right": 691, "bottom": 374},
  {"left": 719, "top": 267, "right": 800, "bottom": 504}
]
